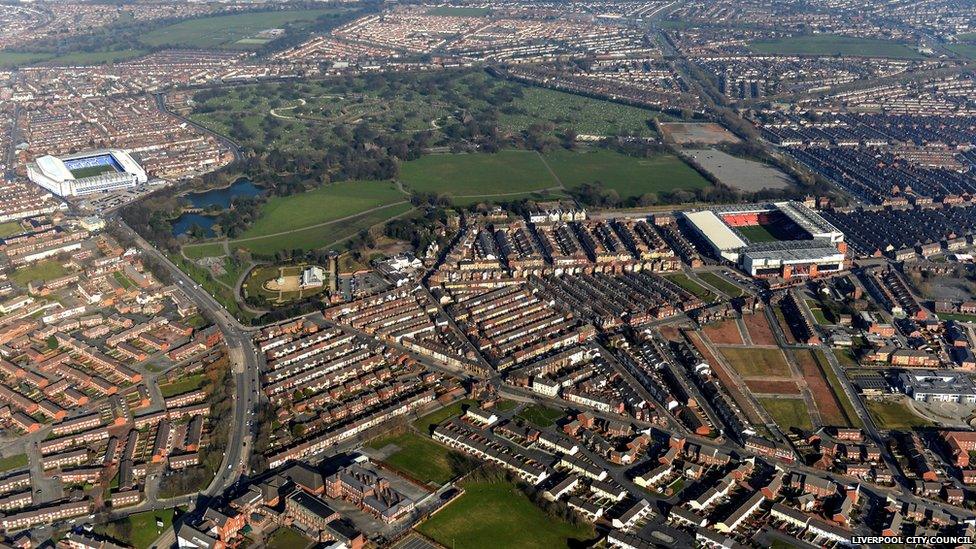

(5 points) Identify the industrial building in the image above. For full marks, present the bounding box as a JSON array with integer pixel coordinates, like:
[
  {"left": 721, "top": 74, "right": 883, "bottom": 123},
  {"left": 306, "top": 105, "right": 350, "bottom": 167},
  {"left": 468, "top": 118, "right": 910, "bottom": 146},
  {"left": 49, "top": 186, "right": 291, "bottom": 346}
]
[
  {"left": 27, "top": 149, "right": 147, "bottom": 197},
  {"left": 897, "top": 369, "right": 976, "bottom": 403}
]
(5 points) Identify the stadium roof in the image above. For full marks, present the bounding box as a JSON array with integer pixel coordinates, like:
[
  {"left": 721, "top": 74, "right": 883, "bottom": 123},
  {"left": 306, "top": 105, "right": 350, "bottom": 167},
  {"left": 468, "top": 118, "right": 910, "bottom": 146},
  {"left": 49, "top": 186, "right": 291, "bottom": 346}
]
[
  {"left": 683, "top": 210, "right": 747, "bottom": 252},
  {"left": 35, "top": 155, "right": 73, "bottom": 182},
  {"left": 741, "top": 240, "right": 845, "bottom": 262},
  {"left": 774, "top": 201, "right": 843, "bottom": 240}
]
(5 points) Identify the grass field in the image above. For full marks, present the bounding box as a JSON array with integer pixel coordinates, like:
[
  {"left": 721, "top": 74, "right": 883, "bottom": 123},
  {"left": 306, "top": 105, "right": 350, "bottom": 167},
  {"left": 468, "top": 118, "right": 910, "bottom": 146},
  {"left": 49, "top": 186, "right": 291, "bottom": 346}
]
[
  {"left": 413, "top": 399, "right": 477, "bottom": 434},
  {"left": 750, "top": 34, "right": 924, "bottom": 59},
  {"left": 368, "top": 431, "right": 460, "bottom": 485},
  {"left": 720, "top": 348, "right": 791, "bottom": 377},
  {"left": 517, "top": 404, "right": 564, "bottom": 428},
  {"left": 238, "top": 180, "right": 404, "bottom": 239},
  {"left": 46, "top": 49, "right": 146, "bottom": 66},
  {"left": 427, "top": 6, "right": 490, "bottom": 16},
  {"left": 938, "top": 312, "right": 976, "bottom": 323},
  {"left": 698, "top": 272, "right": 743, "bottom": 297},
  {"left": 159, "top": 374, "right": 207, "bottom": 398},
  {"left": 737, "top": 224, "right": 782, "bottom": 243},
  {"left": 266, "top": 527, "right": 310, "bottom": 549},
  {"left": 0, "top": 51, "right": 54, "bottom": 68},
  {"left": 0, "top": 454, "right": 27, "bottom": 473},
  {"left": 141, "top": 9, "right": 343, "bottom": 49},
  {"left": 400, "top": 151, "right": 557, "bottom": 196},
  {"left": 501, "top": 86, "right": 663, "bottom": 137},
  {"left": 417, "top": 480, "right": 593, "bottom": 549},
  {"left": 183, "top": 243, "right": 226, "bottom": 259},
  {"left": 759, "top": 397, "right": 813, "bottom": 432},
  {"left": 236, "top": 202, "right": 413, "bottom": 255},
  {"left": 543, "top": 149, "right": 710, "bottom": 199},
  {"left": 10, "top": 259, "right": 68, "bottom": 286},
  {"left": 0, "top": 222, "right": 23, "bottom": 238},
  {"left": 113, "top": 271, "right": 135, "bottom": 290},
  {"left": 97, "top": 509, "right": 175, "bottom": 549},
  {"left": 666, "top": 273, "right": 717, "bottom": 302},
  {"left": 866, "top": 399, "right": 934, "bottom": 430}
]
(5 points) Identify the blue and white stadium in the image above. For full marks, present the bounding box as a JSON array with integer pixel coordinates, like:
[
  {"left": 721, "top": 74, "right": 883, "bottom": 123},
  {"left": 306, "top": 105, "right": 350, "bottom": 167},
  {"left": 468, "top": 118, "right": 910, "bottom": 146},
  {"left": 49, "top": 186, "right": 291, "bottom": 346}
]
[{"left": 27, "top": 149, "right": 147, "bottom": 197}]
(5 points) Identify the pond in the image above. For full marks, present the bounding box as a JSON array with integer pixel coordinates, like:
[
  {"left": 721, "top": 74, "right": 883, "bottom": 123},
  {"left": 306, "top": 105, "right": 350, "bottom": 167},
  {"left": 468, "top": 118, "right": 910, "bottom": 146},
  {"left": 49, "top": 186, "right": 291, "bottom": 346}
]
[{"left": 172, "top": 179, "right": 263, "bottom": 237}]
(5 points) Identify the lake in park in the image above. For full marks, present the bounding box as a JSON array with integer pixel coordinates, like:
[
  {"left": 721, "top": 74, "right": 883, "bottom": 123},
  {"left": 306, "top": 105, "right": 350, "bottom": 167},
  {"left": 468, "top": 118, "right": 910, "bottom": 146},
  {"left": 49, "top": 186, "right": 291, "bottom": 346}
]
[{"left": 172, "top": 179, "right": 263, "bottom": 236}]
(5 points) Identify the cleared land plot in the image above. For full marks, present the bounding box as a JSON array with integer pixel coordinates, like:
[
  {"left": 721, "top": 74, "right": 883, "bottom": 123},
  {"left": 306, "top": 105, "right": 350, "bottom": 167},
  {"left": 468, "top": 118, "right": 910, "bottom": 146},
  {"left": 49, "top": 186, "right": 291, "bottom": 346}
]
[
  {"left": 745, "top": 379, "right": 801, "bottom": 395},
  {"left": 159, "top": 374, "right": 207, "bottom": 398},
  {"left": 517, "top": 404, "right": 564, "bottom": 428},
  {"left": 0, "top": 222, "right": 23, "bottom": 238},
  {"left": 140, "top": 9, "right": 343, "bottom": 49},
  {"left": 795, "top": 350, "right": 850, "bottom": 427},
  {"left": 0, "top": 454, "right": 28, "bottom": 472},
  {"left": 501, "top": 86, "right": 661, "bottom": 137},
  {"left": 666, "top": 273, "right": 717, "bottom": 301},
  {"left": 813, "top": 351, "right": 863, "bottom": 428},
  {"left": 698, "top": 272, "right": 743, "bottom": 297},
  {"left": 544, "top": 148, "right": 711, "bottom": 199},
  {"left": 10, "top": 259, "right": 68, "bottom": 286},
  {"left": 759, "top": 397, "right": 813, "bottom": 432},
  {"left": 236, "top": 202, "right": 413, "bottom": 255},
  {"left": 659, "top": 122, "right": 739, "bottom": 145},
  {"left": 239, "top": 180, "right": 403, "bottom": 239},
  {"left": 702, "top": 320, "right": 743, "bottom": 345},
  {"left": 772, "top": 306, "right": 796, "bottom": 344},
  {"left": 685, "top": 149, "right": 792, "bottom": 192},
  {"left": 686, "top": 331, "right": 763, "bottom": 424},
  {"left": 369, "top": 431, "right": 460, "bottom": 485},
  {"left": 720, "top": 348, "right": 791, "bottom": 377},
  {"left": 742, "top": 313, "right": 777, "bottom": 345},
  {"left": 416, "top": 480, "right": 593, "bottom": 549},
  {"left": 413, "top": 399, "right": 477, "bottom": 435},
  {"left": 750, "top": 34, "right": 924, "bottom": 59},
  {"left": 867, "top": 398, "right": 934, "bottom": 430},
  {"left": 400, "top": 151, "right": 556, "bottom": 196}
]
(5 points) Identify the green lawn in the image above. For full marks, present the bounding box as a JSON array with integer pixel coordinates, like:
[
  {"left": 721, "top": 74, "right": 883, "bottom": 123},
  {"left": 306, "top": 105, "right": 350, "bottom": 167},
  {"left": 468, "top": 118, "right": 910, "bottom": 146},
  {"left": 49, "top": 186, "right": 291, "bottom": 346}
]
[
  {"left": 368, "top": 431, "right": 461, "bottom": 485},
  {"left": 97, "top": 509, "right": 175, "bottom": 549},
  {"left": 516, "top": 404, "right": 564, "bottom": 428},
  {"left": 140, "top": 9, "right": 344, "bottom": 49},
  {"left": 417, "top": 480, "right": 594, "bottom": 549},
  {"left": 183, "top": 243, "right": 226, "bottom": 259},
  {"left": 939, "top": 312, "right": 976, "bottom": 323},
  {"left": 0, "top": 454, "right": 28, "bottom": 473},
  {"left": 495, "top": 400, "right": 519, "bottom": 412},
  {"left": 0, "top": 222, "right": 23, "bottom": 238},
  {"left": 866, "top": 399, "right": 934, "bottom": 430},
  {"left": 0, "top": 51, "right": 54, "bottom": 68},
  {"left": 501, "top": 86, "right": 663, "bottom": 137},
  {"left": 737, "top": 224, "right": 782, "bottom": 243},
  {"left": 413, "top": 399, "right": 477, "bottom": 434},
  {"left": 10, "top": 260, "right": 68, "bottom": 286},
  {"left": 750, "top": 34, "right": 924, "bottom": 59},
  {"left": 238, "top": 180, "right": 404, "bottom": 239},
  {"left": 159, "top": 374, "right": 207, "bottom": 398},
  {"left": 759, "top": 397, "right": 813, "bottom": 432},
  {"left": 400, "top": 151, "right": 557, "bottom": 196},
  {"left": 266, "top": 527, "right": 310, "bottom": 549},
  {"left": 697, "top": 272, "right": 743, "bottom": 297},
  {"left": 720, "top": 348, "right": 792, "bottom": 377},
  {"left": 543, "top": 149, "right": 710, "bottom": 199},
  {"left": 236, "top": 202, "right": 413, "bottom": 255},
  {"left": 665, "top": 273, "right": 717, "bottom": 302},
  {"left": 46, "top": 49, "right": 145, "bottom": 66},
  {"left": 114, "top": 271, "right": 135, "bottom": 290}
]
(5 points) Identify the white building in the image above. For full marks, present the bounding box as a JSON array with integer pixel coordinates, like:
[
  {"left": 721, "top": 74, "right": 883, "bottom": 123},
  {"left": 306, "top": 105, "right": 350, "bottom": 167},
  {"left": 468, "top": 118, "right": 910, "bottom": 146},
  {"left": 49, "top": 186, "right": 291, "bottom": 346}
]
[{"left": 27, "top": 150, "right": 147, "bottom": 197}]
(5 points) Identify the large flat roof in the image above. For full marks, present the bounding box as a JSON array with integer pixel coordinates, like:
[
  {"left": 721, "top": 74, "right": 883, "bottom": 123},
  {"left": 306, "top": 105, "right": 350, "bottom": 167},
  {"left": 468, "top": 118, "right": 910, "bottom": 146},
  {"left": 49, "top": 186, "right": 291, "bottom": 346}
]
[{"left": 683, "top": 210, "right": 747, "bottom": 251}]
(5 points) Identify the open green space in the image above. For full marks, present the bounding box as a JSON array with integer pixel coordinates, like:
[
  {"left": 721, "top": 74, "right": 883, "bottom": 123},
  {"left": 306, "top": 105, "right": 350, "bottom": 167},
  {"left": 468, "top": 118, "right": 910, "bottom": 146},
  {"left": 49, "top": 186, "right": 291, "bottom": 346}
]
[
  {"left": 948, "top": 43, "right": 976, "bottom": 59},
  {"left": 0, "top": 222, "right": 23, "bottom": 238},
  {"left": 500, "top": 86, "right": 664, "bottom": 137},
  {"left": 750, "top": 34, "right": 924, "bottom": 59},
  {"left": 805, "top": 299, "right": 831, "bottom": 325},
  {"left": 0, "top": 454, "right": 28, "bottom": 473},
  {"left": 169, "top": 253, "right": 253, "bottom": 322},
  {"left": 698, "top": 272, "right": 743, "bottom": 297},
  {"left": 266, "top": 527, "right": 310, "bottom": 549},
  {"left": 665, "top": 273, "right": 717, "bottom": 302},
  {"left": 758, "top": 397, "right": 813, "bottom": 432},
  {"left": 0, "top": 51, "right": 55, "bottom": 68},
  {"left": 737, "top": 224, "right": 782, "bottom": 243},
  {"left": 543, "top": 148, "right": 710, "bottom": 199},
  {"left": 427, "top": 6, "right": 490, "bottom": 16},
  {"left": 96, "top": 509, "right": 175, "bottom": 549},
  {"left": 517, "top": 404, "right": 564, "bottom": 428},
  {"left": 413, "top": 399, "right": 476, "bottom": 434},
  {"left": 833, "top": 348, "right": 858, "bottom": 368},
  {"left": 813, "top": 351, "right": 863, "bottom": 429},
  {"left": 368, "top": 431, "right": 460, "bottom": 485},
  {"left": 239, "top": 180, "right": 404, "bottom": 239},
  {"left": 866, "top": 399, "right": 934, "bottom": 430},
  {"left": 183, "top": 243, "right": 226, "bottom": 259},
  {"left": 938, "top": 312, "right": 976, "bottom": 323},
  {"left": 417, "top": 480, "right": 593, "bottom": 549},
  {"left": 720, "top": 347, "right": 791, "bottom": 377},
  {"left": 10, "top": 259, "right": 68, "bottom": 286},
  {"left": 495, "top": 400, "right": 519, "bottom": 412},
  {"left": 159, "top": 374, "right": 207, "bottom": 398},
  {"left": 113, "top": 271, "right": 135, "bottom": 290},
  {"left": 400, "top": 151, "right": 557, "bottom": 196},
  {"left": 46, "top": 49, "right": 146, "bottom": 66},
  {"left": 140, "top": 9, "right": 343, "bottom": 49},
  {"left": 235, "top": 202, "right": 413, "bottom": 256}
]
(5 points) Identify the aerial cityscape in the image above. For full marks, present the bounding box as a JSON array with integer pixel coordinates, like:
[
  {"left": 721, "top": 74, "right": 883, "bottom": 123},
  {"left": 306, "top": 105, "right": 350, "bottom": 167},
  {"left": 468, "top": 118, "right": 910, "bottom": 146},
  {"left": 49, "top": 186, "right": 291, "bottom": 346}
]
[{"left": 2, "top": 0, "right": 976, "bottom": 548}]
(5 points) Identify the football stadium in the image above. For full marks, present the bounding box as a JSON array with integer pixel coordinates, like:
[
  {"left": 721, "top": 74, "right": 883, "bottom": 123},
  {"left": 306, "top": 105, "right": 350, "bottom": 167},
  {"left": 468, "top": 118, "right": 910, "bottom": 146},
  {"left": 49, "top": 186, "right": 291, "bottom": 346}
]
[
  {"left": 27, "top": 149, "right": 147, "bottom": 197},
  {"left": 682, "top": 201, "right": 847, "bottom": 281}
]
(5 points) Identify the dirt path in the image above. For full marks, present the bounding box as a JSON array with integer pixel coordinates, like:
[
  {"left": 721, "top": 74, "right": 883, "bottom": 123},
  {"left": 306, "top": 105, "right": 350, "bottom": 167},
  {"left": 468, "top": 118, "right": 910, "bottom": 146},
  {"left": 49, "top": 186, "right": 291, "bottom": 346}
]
[{"left": 536, "top": 150, "right": 566, "bottom": 190}]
